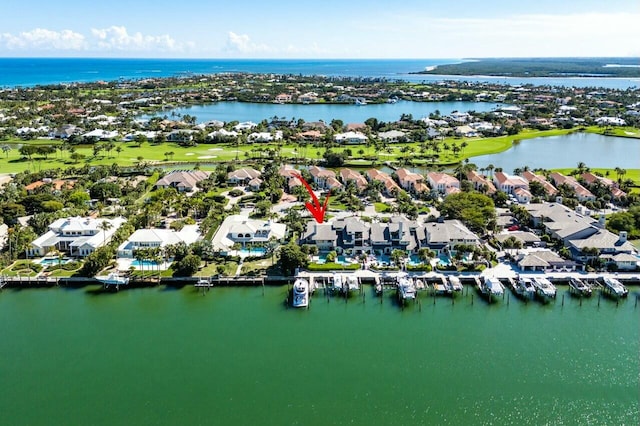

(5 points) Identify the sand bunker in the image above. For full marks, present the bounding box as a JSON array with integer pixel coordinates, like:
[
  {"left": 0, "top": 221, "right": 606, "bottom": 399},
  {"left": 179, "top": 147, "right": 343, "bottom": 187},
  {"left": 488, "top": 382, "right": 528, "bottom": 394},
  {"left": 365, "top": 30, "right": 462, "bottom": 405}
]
[{"left": 198, "top": 155, "right": 217, "bottom": 159}]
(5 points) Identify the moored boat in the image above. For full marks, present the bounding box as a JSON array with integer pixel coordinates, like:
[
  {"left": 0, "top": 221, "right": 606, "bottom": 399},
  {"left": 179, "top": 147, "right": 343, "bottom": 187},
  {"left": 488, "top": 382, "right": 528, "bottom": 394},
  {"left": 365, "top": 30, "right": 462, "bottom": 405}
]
[
  {"left": 433, "top": 276, "right": 450, "bottom": 295},
  {"left": 344, "top": 274, "right": 359, "bottom": 295},
  {"left": 448, "top": 276, "right": 463, "bottom": 293},
  {"left": 568, "top": 277, "right": 592, "bottom": 297},
  {"left": 96, "top": 272, "right": 129, "bottom": 286},
  {"left": 292, "top": 278, "right": 309, "bottom": 308},
  {"left": 514, "top": 276, "right": 536, "bottom": 299},
  {"left": 532, "top": 277, "right": 557, "bottom": 301},
  {"left": 332, "top": 273, "right": 343, "bottom": 293},
  {"left": 397, "top": 277, "right": 417, "bottom": 302},
  {"left": 480, "top": 277, "right": 504, "bottom": 300},
  {"left": 601, "top": 277, "right": 628, "bottom": 298}
]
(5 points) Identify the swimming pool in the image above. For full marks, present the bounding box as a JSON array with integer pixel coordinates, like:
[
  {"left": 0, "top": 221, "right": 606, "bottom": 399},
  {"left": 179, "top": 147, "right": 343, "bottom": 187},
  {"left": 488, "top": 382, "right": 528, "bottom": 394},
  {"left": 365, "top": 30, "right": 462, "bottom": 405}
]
[
  {"left": 131, "top": 260, "right": 160, "bottom": 268},
  {"left": 239, "top": 247, "right": 267, "bottom": 257},
  {"left": 39, "top": 257, "right": 71, "bottom": 266}
]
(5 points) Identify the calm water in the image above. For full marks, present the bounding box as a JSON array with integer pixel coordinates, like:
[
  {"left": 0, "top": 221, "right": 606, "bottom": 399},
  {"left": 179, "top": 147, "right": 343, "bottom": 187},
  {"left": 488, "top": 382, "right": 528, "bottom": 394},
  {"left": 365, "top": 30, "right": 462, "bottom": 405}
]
[
  {"left": 1, "top": 58, "right": 637, "bottom": 89},
  {"left": 1, "top": 286, "right": 637, "bottom": 425},
  {"left": 145, "top": 100, "right": 499, "bottom": 124},
  {"left": 470, "top": 133, "right": 640, "bottom": 172}
]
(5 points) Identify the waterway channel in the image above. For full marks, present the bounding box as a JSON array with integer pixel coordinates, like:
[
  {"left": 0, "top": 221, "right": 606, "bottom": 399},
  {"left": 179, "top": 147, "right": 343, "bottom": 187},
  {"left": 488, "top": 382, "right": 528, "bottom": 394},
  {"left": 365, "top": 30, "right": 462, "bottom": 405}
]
[{"left": 0, "top": 286, "right": 637, "bottom": 425}]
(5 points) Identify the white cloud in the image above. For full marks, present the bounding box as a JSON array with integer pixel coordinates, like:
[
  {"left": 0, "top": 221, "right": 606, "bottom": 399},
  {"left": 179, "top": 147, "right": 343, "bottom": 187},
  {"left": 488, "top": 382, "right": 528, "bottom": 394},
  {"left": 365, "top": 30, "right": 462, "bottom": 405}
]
[
  {"left": 90, "top": 26, "right": 181, "bottom": 52},
  {"left": 0, "top": 26, "right": 188, "bottom": 54},
  {"left": 0, "top": 28, "right": 86, "bottom": 50},
  {"left": 225, "top": 31, "right": 272, "bottom": 54}
]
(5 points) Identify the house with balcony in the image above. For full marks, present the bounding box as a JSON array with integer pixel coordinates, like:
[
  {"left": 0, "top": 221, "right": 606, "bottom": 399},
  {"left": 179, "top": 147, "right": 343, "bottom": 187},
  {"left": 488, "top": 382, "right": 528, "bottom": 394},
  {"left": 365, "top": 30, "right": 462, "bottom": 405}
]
[
  {"left": 466, "top": 170, "right": 496, "bottom": 194},
  {"left": 339, "top": 168, "right": 368, "bottom": 190},
  {"left": 493, "top": 172, "right": 529, "bottom": 195},
  {"left": 367, "top": 169, "right": 400, "bottom": 196},
  {"left": 28, "top": 216, "right": 126, "bottom": 258},
  {"left": 117, "top": 225, "right": 201, "bottom": 258},
  {"left": 211, "top": 215, "right": 287, "bottom": 255},
  {"left": 521, "top": 171, "right": 557, "bottom": 196},
  {"left": 396, "top": 168, "right": 429, "bottom": 194},
  {"left": 549, "top": 172, "right": 595, "bottom": 202},
  {"left": 427, "top": 172, "right": 460, "bottom": 195}
]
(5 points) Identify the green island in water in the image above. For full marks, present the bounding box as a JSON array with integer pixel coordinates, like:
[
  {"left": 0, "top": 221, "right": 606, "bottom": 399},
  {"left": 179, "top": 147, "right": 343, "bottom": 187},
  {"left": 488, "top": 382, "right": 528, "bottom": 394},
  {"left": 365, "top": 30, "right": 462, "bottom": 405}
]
[{"left": 416, "top": 57, "right": 640, "bottom": 78}]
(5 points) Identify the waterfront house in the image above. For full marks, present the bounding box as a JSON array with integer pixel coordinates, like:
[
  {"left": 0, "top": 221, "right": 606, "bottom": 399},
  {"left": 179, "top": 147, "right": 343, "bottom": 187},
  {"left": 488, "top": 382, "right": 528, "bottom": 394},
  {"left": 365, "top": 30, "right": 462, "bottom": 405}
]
[
  {"left": 339, "top": 168, "right": 368, "bottom": 190},
  {"left": 211, "top": 215, "right": 286, "bottom": 255},
  {"left": 28, "top": 216, "right": 126, "bottom": 258},
  {"left": 274, "top": 93, "right": 292, "bottom": 103},
  {"left": 117, "top": 225, "right": 201, "bottom": 258},
  {"left": 82, "top": 129, "right": 119, "bottom": 140},
  {"left": 309, "top": 166, "right": 338, "bottom": 190},
  {"left": 396, "top": 168, "right": 429, "bottom": 194},
  {"left": 525, "top": 202, "right": 635, "bottom": 259},
  {"left": 467, "top": 170, "right": 496, "bottom": 194},
  {"left": 233, "top": 121, "right": 258, "bottom": 131},
  {"left": 334, "top": 131, "right": 368, "bottom": 144},
  {"left": 427, "top": 172, "right": 460, "bottom": 195},
  {"left": 417, "top": 220, "right": 480, "bottom": 255},
  {"left": 370, "top": 217, "right": 416, "bottom": 254},
  {"left": 300, "top": 223, "right": 339, "bottom": 252},
  {"left": 366, "top": 169, "right": 400, "bottom": 196},
  {"left": 155, "top": 170, "right": 210, "bottom": 193},
  {"left": 516, "top": 250, "right": 578, "bottom": 272},
  {"left": 581, "top": 172, "right": 626, "bottom": 200},
  {"left": 207, "top": 128, "right": 238, "bottom": 140},
  {"left": 378, "top": 130, "right": 406, "bottom": 143},
  {"left": 603, "top": 252, "right": 639, "bottom": 271},
  {"left": 549, "top": 172, "right": 595, "bottom": 202},
  {"left": 493, "top": 172, "right": 529, "bottom": 195},
  {"left": 521, "top": 171, "right": 557, "bottom": 196},
  {"left": 248, "top": 131, "right": 283, "bottom": 142}
]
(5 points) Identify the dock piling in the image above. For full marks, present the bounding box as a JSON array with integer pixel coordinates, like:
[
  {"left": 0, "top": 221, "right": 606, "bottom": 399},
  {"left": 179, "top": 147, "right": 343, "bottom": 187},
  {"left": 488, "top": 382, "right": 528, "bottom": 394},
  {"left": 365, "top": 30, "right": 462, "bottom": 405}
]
[
  {"left": 562, "top": 294, "right": 565, "bottom": 307},
  {"left": 471, "top": 294, "right": 474, "bottom": 305},
  {"left": 635, "top": 295, "right": 638, "bottom": 308},
  {"left": 507, "top": 292, "right": 510, "bottom": 306},
  {"left": 598, "top": 293, "right": 601, "bottom": 307}
]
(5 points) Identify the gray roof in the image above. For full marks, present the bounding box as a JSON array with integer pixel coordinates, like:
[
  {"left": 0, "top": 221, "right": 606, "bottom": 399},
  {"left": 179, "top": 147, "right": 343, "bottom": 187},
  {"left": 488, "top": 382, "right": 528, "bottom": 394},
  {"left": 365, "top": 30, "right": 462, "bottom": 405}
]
[
  {"left": 302, "top": 222, "right": 337, "bottom": 242},
  {"left": 569, "top": 229, "right": 635, "bottom": 251},
  {"left": 423, "top": 220, "right": 479, "bottom": 245}
]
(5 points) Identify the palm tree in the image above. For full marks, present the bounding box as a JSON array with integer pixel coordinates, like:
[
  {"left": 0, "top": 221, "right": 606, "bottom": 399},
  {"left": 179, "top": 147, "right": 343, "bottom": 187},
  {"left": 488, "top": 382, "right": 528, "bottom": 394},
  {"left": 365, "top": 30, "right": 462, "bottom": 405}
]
[{"left": 97, "top": 220, "right": 113, "bottom": 246}]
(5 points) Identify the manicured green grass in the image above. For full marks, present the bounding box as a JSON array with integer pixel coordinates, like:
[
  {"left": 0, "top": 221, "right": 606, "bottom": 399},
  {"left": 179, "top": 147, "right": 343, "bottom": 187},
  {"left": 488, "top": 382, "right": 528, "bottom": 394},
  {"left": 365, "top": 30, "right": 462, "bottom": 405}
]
[
  {"left": 551, "top": 168, "right": 640, "bottom": 185},
  {"left": 374, "top": 202, "right": 392, "bottom": 213},
  {"left": 1, "top": 127, "right": 637, "bottom": 174},
  {"left": 306, "top": 262, "right": 360, "bottom": 271},
  {"left": 240, "top": 257, "right": 276, "bottom": 275}
]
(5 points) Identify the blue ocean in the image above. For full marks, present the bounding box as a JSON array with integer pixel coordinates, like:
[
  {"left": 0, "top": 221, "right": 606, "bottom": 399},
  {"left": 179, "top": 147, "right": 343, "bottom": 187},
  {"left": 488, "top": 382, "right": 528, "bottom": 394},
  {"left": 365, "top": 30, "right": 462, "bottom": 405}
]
[{"left": 0, "top": 58, "right": 638, "bottom": 89}]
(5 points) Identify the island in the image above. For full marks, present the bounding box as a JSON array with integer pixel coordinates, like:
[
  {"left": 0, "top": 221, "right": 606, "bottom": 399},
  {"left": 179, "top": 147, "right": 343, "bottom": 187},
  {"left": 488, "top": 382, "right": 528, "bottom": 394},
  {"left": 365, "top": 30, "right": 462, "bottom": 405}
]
[{"left": 414, "top": 57, "right": 640, "bottom": 78}]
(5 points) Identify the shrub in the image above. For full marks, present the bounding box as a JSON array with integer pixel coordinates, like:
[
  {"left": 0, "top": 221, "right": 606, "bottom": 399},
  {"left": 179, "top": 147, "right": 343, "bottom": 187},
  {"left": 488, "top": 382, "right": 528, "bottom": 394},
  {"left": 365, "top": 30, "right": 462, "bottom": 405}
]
[{"left": 306, "top": 262, "right": 360, "bottom": 271}]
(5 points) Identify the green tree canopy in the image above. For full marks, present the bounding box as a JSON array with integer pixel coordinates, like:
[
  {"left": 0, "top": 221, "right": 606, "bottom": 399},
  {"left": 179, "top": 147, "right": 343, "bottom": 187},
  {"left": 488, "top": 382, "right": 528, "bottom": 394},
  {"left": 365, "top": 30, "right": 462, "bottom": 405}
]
[{"left": 440, "top": 192, "right": 496, "bottom": 234}]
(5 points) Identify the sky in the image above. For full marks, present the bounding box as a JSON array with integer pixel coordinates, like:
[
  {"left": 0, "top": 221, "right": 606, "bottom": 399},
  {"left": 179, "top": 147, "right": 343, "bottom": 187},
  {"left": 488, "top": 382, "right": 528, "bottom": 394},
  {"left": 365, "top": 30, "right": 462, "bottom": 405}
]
[{"left": 0, "top": 0, "right": 639, "bottom": 58}]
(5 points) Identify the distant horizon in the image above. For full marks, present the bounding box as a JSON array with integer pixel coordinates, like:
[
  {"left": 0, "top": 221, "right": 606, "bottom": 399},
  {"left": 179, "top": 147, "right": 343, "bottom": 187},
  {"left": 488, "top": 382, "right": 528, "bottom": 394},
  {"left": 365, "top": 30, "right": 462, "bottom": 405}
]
[
  {"left": 1, "top": 1, "right": 637, "bottom": 58},
  {"left": 0, "top": 56, "right": 638, "bottom": 60}
]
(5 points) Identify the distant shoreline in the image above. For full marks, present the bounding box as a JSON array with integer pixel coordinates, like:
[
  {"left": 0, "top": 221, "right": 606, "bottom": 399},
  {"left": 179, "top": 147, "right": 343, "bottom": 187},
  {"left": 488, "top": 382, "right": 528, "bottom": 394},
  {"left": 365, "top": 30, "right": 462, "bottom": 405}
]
[{"left": 415, "top": 57, "right": 640, "bottom": 78}]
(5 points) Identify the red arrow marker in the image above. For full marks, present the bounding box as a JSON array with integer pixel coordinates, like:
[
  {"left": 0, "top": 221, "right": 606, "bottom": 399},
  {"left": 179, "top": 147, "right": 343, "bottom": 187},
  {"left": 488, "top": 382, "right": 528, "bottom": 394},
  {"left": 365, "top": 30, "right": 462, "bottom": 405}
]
[{"left": 292, "top": 172, "right": 330, "bottom": 224}]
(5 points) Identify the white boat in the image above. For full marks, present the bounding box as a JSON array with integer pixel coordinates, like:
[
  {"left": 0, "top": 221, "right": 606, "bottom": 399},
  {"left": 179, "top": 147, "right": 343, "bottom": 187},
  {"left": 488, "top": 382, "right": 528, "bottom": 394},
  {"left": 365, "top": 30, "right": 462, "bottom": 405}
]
[
  {"left": 602, "top": 277, "right": 628, "bottom": 298},
  {"left": 515, "top": 276, "right": 536, "bottom": 299},
  {"left": 569, "top": 277, "right": 592, "bottom": 297},
  {"left": 96, "top": 272, "right": 129, "bottom": 286},
  {"left": 532, "top": 277, "right": 557, "bottom": 300},
  {"left": 332, "top": 273, "right": 343, "bottom": 292},
  {"left": 414, "top": 279, "right": 426, "bottom": 290},
  {"left": 448, "top": 276, "right": 463, "bottom": 293},
  {"left": 344, "top": 274, "right": 360, "bottom": 294},
  {"left": 481, "top": 277, "right": 504, "bottom": 298},
  {"left": 397, "top": 277, "right": 417, "bottom": 301},
  {"left": 292, "top": 278, "right": 309, "bottom": 308},
  {"left": 433, "top": 276, "right": 450, "bottom": 295}
]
